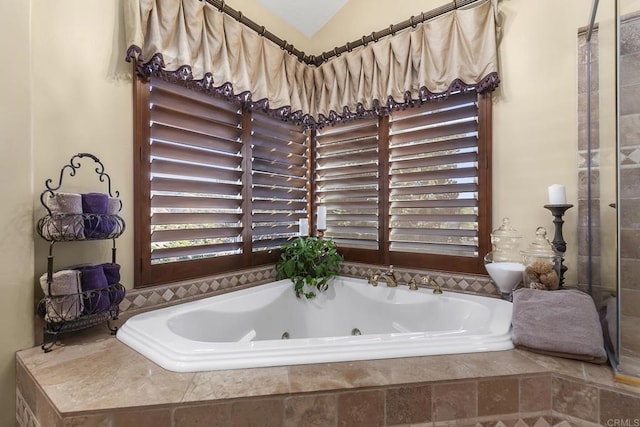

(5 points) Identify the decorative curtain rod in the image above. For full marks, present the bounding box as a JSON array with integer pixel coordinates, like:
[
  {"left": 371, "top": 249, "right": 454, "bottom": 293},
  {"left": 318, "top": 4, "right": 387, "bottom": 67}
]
[{"left": 203, "top": 0, "right": 483, "bottom": 66}]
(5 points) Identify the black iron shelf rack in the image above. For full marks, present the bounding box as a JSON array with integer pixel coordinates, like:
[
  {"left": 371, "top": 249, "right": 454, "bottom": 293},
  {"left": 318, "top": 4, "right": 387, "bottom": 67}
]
[{"left": 36, "top": 153, "right": 126, "bottom": 352}]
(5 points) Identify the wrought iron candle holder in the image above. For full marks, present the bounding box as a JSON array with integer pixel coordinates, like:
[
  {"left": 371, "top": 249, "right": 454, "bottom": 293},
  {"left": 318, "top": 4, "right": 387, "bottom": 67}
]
[{"left": 543, "top": 204, "right": 573, "bottom": 288}]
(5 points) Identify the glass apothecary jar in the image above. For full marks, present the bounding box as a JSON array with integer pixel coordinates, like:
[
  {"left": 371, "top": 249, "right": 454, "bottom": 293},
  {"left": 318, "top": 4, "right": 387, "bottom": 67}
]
[
  {"left": 484, "top": 218, "right": 525, "bottom": 298},
  {"left": 489, "top": 217, "right": 523, "bottom": 262},
  {"left": 521, "top": 227, "right": 560, "bottom": 290}
]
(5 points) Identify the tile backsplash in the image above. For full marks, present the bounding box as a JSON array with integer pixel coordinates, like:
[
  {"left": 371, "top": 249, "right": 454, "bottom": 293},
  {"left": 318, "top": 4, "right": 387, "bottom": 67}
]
[{"left": 119, "top": 262, "right": 499, "bottom": 315}]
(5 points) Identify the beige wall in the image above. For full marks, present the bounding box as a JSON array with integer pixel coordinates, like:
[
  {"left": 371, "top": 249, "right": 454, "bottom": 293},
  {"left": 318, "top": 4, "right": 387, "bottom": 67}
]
[
  {"left": 490, "top": 0, "right": 590, "bottom": 285},
  {"left": 0, "top": 1, "right": 34, "bottom": 425},
  {"left": 1, "top": 0, "right": 595, "bottom": 422},
  {"left": 31, "top": 0, "right": 134, "bottom": 286},
  {"left": 623, "top": 0, "right": 640, "bottom": 14}
]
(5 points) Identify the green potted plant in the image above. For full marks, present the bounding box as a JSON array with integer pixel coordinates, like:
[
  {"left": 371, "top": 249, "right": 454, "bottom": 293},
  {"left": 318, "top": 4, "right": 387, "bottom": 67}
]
[{"left": 276, "top": 237, "right": 343, "bottom": 299}]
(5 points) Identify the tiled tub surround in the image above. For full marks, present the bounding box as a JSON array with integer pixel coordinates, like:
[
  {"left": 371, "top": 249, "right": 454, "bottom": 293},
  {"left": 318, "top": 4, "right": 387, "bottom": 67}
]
[
  {"left": 16, "top": 331, "right": 640, "bottom": 426},
  {"left": 19, "top": 264, "right": 640, "bottom": 426}
]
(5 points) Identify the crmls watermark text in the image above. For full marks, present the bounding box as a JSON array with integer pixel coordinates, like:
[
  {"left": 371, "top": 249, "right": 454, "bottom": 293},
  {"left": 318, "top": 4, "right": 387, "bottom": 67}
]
[{"left": 605, "top": 419, "right": 640, "bottom": 427}]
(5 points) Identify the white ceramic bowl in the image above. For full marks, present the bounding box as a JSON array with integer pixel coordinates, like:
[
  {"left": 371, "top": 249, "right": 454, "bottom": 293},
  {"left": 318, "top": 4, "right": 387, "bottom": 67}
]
[{"left": 485, "top": 262, "right": 525, "bottom": 294}]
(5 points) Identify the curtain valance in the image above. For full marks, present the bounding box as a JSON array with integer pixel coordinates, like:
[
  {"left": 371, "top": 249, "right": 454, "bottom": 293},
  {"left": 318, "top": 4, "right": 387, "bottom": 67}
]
[{"left": 124, "top": 0, "right": 499, "bottom": 127}]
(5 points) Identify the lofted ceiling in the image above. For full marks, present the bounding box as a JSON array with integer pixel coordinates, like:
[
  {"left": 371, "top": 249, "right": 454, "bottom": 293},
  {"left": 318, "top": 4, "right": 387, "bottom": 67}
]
[{"left": 257, "top": 0, "right": 348, "bottom": 37}]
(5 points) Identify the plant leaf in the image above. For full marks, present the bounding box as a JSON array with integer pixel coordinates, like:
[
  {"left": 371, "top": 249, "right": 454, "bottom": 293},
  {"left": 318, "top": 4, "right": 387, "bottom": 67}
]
[{"left": 275, "top": 236, "right": 344, "bottom": 299}]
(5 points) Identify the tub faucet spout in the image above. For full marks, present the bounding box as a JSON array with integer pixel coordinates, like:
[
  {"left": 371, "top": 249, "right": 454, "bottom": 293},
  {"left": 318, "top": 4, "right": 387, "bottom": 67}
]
[
  {"left": 367, "top": 266, "right": 398, "bottom": 287},
  {"left": 381, "top": 265, "right": 398, "bottom": 287}
]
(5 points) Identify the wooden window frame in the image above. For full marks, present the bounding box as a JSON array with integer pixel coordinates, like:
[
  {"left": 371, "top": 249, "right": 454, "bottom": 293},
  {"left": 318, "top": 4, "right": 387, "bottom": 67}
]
[
  {"left": 135, "top": 75, "right": 492, "bottom": 287},
  {"left": 311, "top": 92, "right": 492, "bottom": 275},
  {"left": 133, "top": 76, "right": 307, "bottom": 287}
]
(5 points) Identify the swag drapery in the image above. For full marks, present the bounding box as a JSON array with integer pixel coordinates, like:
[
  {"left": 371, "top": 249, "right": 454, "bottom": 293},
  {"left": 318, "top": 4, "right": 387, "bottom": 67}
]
[{"left": 124, "top": 0, "right": 499, "bottom": 127}]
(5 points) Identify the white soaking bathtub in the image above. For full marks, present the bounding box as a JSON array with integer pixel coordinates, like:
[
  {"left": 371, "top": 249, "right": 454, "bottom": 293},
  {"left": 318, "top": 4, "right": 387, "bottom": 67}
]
[{"left": 117, "top": 276, "right": 513, "bottom": 372}]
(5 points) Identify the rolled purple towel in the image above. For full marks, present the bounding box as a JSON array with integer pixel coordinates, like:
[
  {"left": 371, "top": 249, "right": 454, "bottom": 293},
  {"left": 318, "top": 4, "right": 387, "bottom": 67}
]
[
  {"left": 102, "top": 263, "right": 120, "bottom": 284},
  {"left": 82, "top": 193, "right": 110, "bottom": 238},
  {"left": 77, "top": 265, "right": 110, "bottom": 314},
  {"left": 82, "top": 192, "right": 108, "bottom": 213},
  {"left": 101, "top": 262, "right": 125, "bottom": 306},
  {"left": 110, "top": 284, "right": 126, "bottom": 308}
]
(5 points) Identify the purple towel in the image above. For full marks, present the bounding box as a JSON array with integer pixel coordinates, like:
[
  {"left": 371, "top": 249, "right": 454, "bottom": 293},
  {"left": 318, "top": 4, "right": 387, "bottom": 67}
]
[
  {"left": 102, "top": 263, "right": 120, "bottom": 284},
  {"left": 102, "top": 263, "right": 125, "bottom": 306},
  {"left": 109, "top": 284, "right": 126, "bottom": 308},
  {"left": 77, "top": 265, "right": 110, "bottom": 314},
  {"left": 82, "top": 193, "right": 109, "bottom": 214},
  {"left": 82, "top": 193, "right": 111, "bottom": 238}
]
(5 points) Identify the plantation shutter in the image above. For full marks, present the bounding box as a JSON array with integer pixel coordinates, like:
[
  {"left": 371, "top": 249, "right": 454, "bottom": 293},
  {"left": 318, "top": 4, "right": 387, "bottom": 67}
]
[
  {"left": 314, "top": 118, "right": 380, "bottom": 249},
  {"left": 388, "top": 91, "right": 480, "bottom": 257},
  {"left": 148, "top": 78, "right": 244, "bottom": 264},
  {"left": 251, "top": 113, "right": 309, "bottom": 252}
]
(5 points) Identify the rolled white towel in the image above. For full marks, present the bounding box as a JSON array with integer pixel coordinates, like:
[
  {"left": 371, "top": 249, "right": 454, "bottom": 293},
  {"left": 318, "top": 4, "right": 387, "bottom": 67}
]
[
  {"left": 107, "top": 197, "right": 121, "bottom": 215},
  {"left": 45, "top": 192, "right": 82, "bottom": 214},
  {"left": 39, "top": 270, "right": 83, "bottom": 322},
  {"left": 43, "top": 192, "right": 84, "bottom": 240}
]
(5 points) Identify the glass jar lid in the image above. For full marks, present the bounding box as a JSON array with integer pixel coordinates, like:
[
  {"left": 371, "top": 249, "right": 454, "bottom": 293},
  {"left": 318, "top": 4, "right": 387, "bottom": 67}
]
[
  {"left": 521, "top": 227, "right": 557, "bottom": 259},
  {"left": 490, "top": 217, "right": 521, "bottom": 243},
  {"left": 490, "top": 217, "right": 523, "bottom": 263}
]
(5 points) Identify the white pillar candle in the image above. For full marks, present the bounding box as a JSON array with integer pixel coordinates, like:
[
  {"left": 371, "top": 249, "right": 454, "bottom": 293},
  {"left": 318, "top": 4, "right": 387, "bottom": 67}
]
[
  {"left": 317, "top": 206, "right": 327, "bottom": 230},
  {"left": 298, "top": 218, "right": 309, "bottom": 237},
  {"left": 548, "top": 184, "right": 567, "bottom": 205}
]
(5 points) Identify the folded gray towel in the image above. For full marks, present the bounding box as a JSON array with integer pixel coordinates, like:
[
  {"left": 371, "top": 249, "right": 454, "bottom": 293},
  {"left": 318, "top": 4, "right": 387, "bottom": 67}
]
[
  {"left": 43, "top": 192, "right": 84, "bottom": 240},
  {"left": 39, "top": 270, "right": 83, "bottom": 322},
  {"left": 45, "top": 192, "right": 82, "bottom": 214},
  {"left": 511, "top": 288, "right": 607, "bottom": 364},
  {"left": 108, "top": 197, "right": 121, "bottom": 215}
]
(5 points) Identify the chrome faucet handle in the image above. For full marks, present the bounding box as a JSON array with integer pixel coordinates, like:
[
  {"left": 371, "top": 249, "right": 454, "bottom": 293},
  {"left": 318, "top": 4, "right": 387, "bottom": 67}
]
[{"left": 422, "top": 276, "right": 443, "bottom": 294}]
